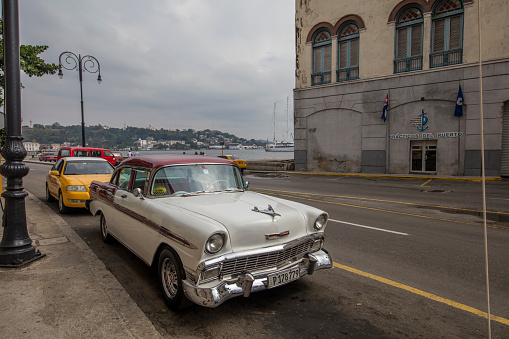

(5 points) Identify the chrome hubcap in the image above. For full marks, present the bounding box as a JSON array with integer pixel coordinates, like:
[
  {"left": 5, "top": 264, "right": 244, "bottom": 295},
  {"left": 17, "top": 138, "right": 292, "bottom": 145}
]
[{"left": 162, "top": 258, "right": 178, "bottom": 298}]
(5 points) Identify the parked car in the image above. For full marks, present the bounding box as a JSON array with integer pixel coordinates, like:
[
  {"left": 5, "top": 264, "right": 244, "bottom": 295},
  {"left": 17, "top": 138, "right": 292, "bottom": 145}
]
[
  {"left": 88, "top": 154, "right": 332, "bottom": 310},
  {"left": 46, "top": 157, "right": 115, "bottom": 214},
  {"left": 111, "top": 152, "right": 124, "bottom": 165},
  {"left": 217, "top": 154, "right": 247, "bottom": 172},
  {"left": 57, "top": 147, "right": 117, "bottom": 166},
  {"left": 39, "top": 151, "right": 57, "bottom": 162}
]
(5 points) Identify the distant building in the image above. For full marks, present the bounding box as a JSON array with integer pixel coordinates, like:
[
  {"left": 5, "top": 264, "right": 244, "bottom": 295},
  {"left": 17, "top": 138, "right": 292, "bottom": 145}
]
[
  {"left": 295, "top": 0, "right": 509, "bottom": 176},
  {"left": 23, "top": 142, "right": 40, "bottom": 152}
]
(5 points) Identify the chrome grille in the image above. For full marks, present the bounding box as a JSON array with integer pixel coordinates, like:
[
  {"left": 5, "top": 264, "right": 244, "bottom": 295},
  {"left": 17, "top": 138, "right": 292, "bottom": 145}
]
[{"left": 221, "top": 238, "right": 314, "bottom": 276}]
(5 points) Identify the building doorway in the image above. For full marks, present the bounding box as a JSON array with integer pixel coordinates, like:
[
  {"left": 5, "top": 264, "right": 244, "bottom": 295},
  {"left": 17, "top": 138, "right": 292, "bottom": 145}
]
[{"left": 411, "top": 140, "right": 437, "bottom": 173}]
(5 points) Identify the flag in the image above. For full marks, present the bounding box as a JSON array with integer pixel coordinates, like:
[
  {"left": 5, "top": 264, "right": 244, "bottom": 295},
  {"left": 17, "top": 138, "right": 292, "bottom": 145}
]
[
  {"left": 381, "top": 93, "right": 389, "bottom": 122},
  {"left": 454, "top": 85, "right": 464, "bottom": 117}
]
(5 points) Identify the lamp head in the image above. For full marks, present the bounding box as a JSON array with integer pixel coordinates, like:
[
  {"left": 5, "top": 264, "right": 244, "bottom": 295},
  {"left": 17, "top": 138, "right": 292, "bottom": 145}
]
[
  {"left": 58, "top": 69, "right": 63, "bottom": 79},
  {"left": 97, "top": 75, "right": 102, "bottom": 84}
]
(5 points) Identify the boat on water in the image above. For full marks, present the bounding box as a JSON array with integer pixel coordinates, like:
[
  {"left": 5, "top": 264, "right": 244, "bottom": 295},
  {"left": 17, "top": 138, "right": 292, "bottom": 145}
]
[
  {"left": 265, "top": 98, "right": 294, "bottom": 153},
  {"left": 265, "top": 142, "right": 294, "bottom": 152}
]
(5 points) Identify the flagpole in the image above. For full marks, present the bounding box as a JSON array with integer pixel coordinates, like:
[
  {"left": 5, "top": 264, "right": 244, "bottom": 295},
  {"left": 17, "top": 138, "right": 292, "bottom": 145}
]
[{"left": 387, "top": 91, "right": 390, "bottom": 173}]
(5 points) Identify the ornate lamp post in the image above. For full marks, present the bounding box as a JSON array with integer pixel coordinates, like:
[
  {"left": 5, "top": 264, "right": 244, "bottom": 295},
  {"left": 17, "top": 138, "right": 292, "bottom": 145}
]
[
  {"left": 0, "top": 0, "right": 44, "bottom": 267},
  {"left": 58, "top": 52, "right": 102, "bottom": 147}
]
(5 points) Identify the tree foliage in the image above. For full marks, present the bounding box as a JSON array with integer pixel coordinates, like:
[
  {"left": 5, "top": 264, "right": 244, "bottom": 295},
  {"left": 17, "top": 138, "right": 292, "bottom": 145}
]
[{"left": 22, "top": 124, "right": 266, "bottom": 150}]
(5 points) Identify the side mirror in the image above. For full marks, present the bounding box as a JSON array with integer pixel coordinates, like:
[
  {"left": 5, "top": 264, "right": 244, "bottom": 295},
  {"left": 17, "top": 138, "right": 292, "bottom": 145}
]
[
  {"left": 244, "top": 181, "right": 249, "bottom": 190},
  {"left": 50, "top": 170, "right": 60, "bottom": 176},
  {"left": 133, "top": 187, "right": 145, "bottom": 200}
]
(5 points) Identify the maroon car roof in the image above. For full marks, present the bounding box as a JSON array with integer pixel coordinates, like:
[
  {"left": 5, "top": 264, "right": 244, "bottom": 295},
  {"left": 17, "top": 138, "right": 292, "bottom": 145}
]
[{"left": 119, "top": 154, "right": 235, "bottom": 168}]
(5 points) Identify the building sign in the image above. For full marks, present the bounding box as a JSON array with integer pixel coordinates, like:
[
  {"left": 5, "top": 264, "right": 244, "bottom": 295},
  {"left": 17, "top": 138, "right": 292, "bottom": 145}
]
[
  {"left": 389, "top": 109, "right": 462, "bottom": 139},
  {"left": 410, "top": 110, "right": 429, "bottom": 131},
  {"left": 390, "top": 132, "right": 463, "bottom": 139}
]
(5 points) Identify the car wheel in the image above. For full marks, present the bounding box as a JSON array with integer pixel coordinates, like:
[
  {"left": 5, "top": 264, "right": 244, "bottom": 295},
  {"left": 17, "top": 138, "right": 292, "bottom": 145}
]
[
  {"left": 46, "top": 184, "right": 55, "bottom": 202},
  {"left": 58, "top": 191, "right": 71, "bottom": 214},
  {"left": 100, "top": 214, "right": 114, "bottom": 244},
  {"left": 158, "top": 248, "right": 192, "bottom": 310}
]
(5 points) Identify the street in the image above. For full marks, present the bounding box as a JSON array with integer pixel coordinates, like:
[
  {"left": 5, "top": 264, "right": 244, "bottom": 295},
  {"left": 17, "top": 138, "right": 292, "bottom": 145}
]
[{"left": 23, "top": 161, "right": 509, "bottom": 338}]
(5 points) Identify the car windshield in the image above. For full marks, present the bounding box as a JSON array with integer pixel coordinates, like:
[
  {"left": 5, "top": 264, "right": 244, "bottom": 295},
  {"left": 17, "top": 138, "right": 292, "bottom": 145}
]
[
  {"left": 64, "top": 161, "right": 114, "bottom": 175},
  {"left": 151, "top": 164, "right": 244, "bottom": 196}
]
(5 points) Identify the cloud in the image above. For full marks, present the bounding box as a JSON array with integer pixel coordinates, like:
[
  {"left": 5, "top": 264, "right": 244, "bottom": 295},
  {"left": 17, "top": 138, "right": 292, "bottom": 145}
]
[{"left": 16, "top": 0, "right": 295, "bottom": 140}]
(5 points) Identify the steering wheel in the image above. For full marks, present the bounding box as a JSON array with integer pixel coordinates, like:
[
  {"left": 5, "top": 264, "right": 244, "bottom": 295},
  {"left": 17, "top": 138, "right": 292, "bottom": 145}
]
[{"left": 206, "top": 180, "right": 229, "bottom": 191}]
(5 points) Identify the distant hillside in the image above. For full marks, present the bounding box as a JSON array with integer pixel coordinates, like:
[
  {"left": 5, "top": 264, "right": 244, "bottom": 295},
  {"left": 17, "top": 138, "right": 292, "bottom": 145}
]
[{"left": 22, "top": 123, "right": 265, "bottom": 150}]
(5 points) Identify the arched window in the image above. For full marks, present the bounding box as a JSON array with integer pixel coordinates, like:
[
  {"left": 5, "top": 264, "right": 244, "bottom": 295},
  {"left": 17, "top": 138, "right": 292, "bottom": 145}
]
[
  {"left": 312, "top": 29, "right": 332, "bottom": 85},
  {"left": 337, "top": 22, "right": 359, "bottom": 82},
  {"left": 394, "top": 6, "right": 423, "bottom": 73},
  {"left": 430, "top": 0, "right": 464, "bottom": 67}
]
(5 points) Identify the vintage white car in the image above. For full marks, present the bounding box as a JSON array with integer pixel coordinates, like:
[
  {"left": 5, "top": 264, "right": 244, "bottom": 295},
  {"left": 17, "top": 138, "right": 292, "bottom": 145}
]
[{"left": 88, "top": 154, "right": 332, "bottom": 310}]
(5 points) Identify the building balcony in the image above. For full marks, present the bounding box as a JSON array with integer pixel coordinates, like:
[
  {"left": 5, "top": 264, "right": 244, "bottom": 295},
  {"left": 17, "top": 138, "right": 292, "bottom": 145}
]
[
  {"left": 337, "top": 67, "right": 359, "bottom": 82},
  {"left": 394, "top": 55, "right": 423, "bottom": 73},
  {"left": 312, "top": 71, "right": 332, "bottom": 86},
  {"left": 430, "top": 49, "right": 463, "bottom": 68}
]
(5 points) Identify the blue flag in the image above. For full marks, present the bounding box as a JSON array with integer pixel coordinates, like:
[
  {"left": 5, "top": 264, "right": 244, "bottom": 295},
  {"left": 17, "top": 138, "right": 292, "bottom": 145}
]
[
  {"left": 381, "top": 93, "right": 388, "bottom": 122},
  {"left": 454, "top": 85, "right": 464, "bottom": 117}
]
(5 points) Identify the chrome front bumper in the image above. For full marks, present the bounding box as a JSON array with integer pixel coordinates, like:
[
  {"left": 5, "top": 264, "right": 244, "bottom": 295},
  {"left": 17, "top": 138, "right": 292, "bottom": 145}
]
[{"left": 182, "top": 249, "right": 332, "bottom": 308}]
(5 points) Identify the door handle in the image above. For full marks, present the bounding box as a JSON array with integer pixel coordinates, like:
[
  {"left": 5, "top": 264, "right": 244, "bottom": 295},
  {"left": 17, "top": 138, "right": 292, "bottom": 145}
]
[{"left": 121, "top": 194, "right": 128, "bottom": 199}]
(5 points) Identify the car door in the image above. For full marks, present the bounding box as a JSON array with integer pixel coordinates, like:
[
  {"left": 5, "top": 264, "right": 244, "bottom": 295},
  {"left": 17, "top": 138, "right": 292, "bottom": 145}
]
[
  {"left": 114, "top": 168, "right": 150, "bottom": 261},
  {"left": 48, "top": 159, "right": 65, "bottom": 197}
]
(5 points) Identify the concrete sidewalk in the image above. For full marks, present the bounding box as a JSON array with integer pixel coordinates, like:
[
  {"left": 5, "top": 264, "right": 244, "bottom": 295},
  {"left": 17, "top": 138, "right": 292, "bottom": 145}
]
[{"left": 0, "top": 193, "right": 162, "bottom": 338}]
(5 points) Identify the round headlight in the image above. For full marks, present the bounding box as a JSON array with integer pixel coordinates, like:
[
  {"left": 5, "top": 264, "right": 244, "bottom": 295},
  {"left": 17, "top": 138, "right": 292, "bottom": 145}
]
[
  {"left": 205, "top": 233, "right": 224, "bottom": 254},
  {"left": 314, "top": 214, "right": 328, "bottom": 231}
]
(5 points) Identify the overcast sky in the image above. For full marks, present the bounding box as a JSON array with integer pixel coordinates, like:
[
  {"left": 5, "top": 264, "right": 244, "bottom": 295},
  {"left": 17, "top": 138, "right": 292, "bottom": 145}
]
[{"left": 15, "top": 0, "right": 295, "bottom": 141}]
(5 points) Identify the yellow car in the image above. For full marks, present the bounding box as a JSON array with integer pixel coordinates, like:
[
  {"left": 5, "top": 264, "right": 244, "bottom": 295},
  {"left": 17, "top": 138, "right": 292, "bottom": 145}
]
[
  {"left": 46, "top": 157, "right": 114, "bottom": 214},
  {"left": 217, "top": 155, "right": 247, "bottom": 172}
]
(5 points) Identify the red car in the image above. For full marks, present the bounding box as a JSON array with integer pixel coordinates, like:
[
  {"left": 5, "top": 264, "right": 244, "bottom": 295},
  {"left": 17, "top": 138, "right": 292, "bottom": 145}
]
[
  {"left": 57, "top": 147, "right": 117, "bottom": 166},
  {"left": 39, "top": 152, "right": 57, "bottom": 162}
]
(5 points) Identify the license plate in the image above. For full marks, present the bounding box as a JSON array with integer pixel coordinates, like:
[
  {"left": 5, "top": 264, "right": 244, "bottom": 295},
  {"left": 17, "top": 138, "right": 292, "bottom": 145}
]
[{"left": 267, "top": 266, "right": 300, "bottom": 289}]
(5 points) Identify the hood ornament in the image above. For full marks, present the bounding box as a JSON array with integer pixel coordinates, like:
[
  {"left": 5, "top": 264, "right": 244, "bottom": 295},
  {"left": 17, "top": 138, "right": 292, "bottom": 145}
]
[{"left": 252, "top": 205, "right": 281, "bottom": 218}]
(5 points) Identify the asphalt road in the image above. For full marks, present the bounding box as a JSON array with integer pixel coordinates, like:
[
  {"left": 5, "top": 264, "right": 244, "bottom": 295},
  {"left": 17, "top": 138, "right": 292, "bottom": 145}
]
[{"left": 22, "top": 161, "right": 509, "bottom": 338}]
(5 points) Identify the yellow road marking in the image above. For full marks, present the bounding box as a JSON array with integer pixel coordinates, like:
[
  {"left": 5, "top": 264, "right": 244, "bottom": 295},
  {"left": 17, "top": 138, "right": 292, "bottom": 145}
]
[
  {"left": 258, "top": 190, "right": 509, "bottom": 229},
  {"left": 420, "top": 179, "right": 432, "bottom": 187},
  {"left": 333, "top": 262, "right": 509, "bottom": 326},
  {"left": 254, "top": 187, "right": 509, "bottom": 223}
]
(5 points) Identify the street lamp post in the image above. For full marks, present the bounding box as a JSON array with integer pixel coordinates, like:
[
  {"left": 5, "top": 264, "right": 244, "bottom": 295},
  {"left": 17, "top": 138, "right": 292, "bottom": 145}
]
[
  {"left": 58, "top": 52, "right": 102, "bottom": 147},
  {"left": 0, "top": 0, "right": 45, "bottom": 267}
]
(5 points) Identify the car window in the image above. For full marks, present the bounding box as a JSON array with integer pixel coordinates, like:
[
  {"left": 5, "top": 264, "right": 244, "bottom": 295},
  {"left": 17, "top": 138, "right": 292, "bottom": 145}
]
[
  {"left": 74, "top": 150, "right": 90, "bottom": 157},
  {"left": 59, "top": 149, "right": 71, "bottom": 157},
  {"left": 104, "top": 151, "right": 113, "bottom": 157},
  {"left": 63, "top": 161, "right": 114, "bottom": 175},
  {"left": 117, "top": 168, "right": 132, "bottom": 190},
  {"left": 151, "top": 164, "right": 243, "bottom": 196},
  {"left": 133, "top": 170, "right": 149, "bottom": 192},
  {"left": 52, "top": 159, "right": 64, "bottom": 171},
  {"left": 90, "top": 151, "right": 102, "bottom": 157}
]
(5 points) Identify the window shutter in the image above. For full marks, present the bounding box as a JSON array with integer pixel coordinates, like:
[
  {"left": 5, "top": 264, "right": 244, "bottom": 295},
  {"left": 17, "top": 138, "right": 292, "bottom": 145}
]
[
  {"left": 313, "top": 47, "right": 322, "bottom": 73},
  {"left": 350, "top": 39, "right": 359, "bottom": 67},
  {"left": 449, "top": 15, "right": 461, "bottom": 49},
  {"left": 410, "top": 24, "right": 422, "bottom": 56},
  {"left": 397, "top": 27, "right": 407, "bottom": 58},
  {"left": 339, "top": 41, "right": 348, "bottom": 68},
  {"left": 324, "top": 44, "right": 332, "bottom": 72},
  {"left": 433, "top": 18, "right": 445, "bottom": 52}
]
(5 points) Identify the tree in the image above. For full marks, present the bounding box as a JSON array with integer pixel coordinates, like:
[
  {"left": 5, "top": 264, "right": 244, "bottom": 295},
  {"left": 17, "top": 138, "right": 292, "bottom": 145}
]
[{"left": 0, "top": 19, "right": 59, "bottom": 108}]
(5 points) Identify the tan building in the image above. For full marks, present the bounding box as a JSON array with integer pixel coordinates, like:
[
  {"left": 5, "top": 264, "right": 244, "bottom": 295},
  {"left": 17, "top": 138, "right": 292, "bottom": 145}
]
[{"left": 294, "top": 0, "right": 509, "bottom": 176}]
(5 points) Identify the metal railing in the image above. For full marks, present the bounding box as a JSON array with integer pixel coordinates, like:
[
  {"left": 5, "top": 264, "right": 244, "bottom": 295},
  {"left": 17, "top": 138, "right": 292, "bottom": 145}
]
[
  {"left": 394, "top": 55, "right": 423, "bottom": 73},
  {"left": 337, "top": 66, "right": 359, "bottom": 82},
  {"left": 430, "top": 49, "right": 463, "bottom": 68},
  {"left": 311, "top": 71, "right": 332, "bottom": 86}
]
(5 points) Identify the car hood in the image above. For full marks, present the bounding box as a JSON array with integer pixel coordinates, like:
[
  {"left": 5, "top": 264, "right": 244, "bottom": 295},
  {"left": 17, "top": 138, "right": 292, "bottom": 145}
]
[
  {"left": 65, "top": 174, "right": 112, "bottom": 187},
  {"left": 157, "top": 191, "right": 308, "bottom": 252}
]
